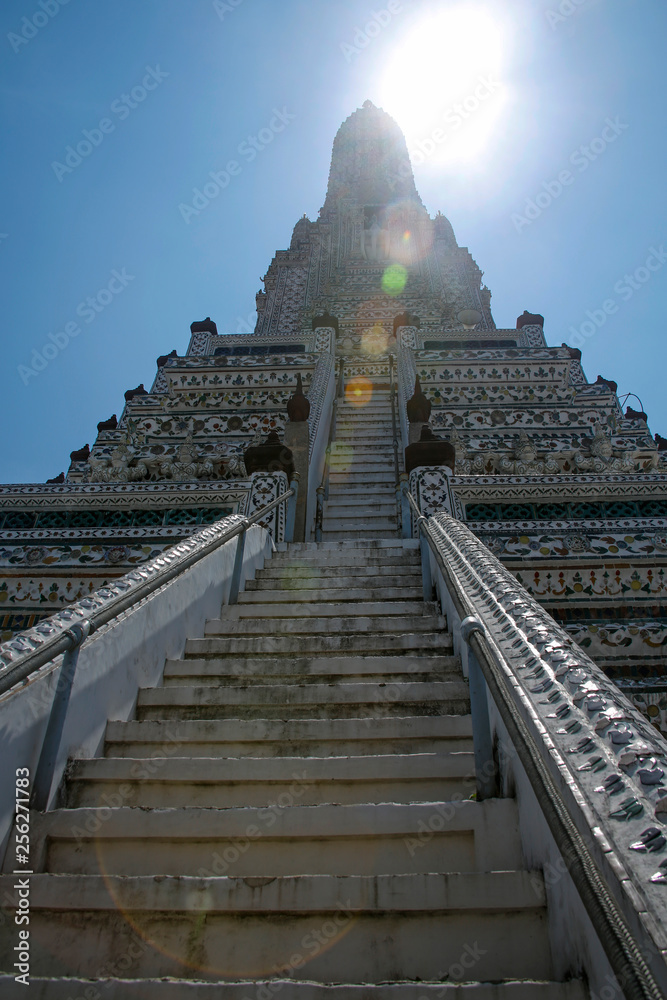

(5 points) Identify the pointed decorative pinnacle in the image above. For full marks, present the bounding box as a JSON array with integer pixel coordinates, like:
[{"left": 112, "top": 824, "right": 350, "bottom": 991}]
[{"left": 287, "top": 373, "right": 310, "bottom": 422}]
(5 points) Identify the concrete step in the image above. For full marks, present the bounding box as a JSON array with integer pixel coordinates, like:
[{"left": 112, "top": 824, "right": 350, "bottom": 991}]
[
  {"left": 184, "top": 632, "right": 452, "bottom": 657},
  {"left": 239, "top": 563, "right": 421, "bottom": 584},
  {"left": 334, "top": 434, "right": 394, "bottom": 443},
  {"left": 274, "top": 540, "right": 419, "bottom": 552},
  {"left": 263, "top": 553, "right": 418, "bottom": 570},
  {"left": 322, "top": 518, "right": 397, "bottom": 530},
  {"left": 104, "top": 715, "right": 476, "bottom": 759},
  {"left": 323, "top": 491, "right": 397, "bottom": 506},
  {"left": 165, "top": 653, "right": 461, "bottom": 683},
  {"left": 65, "top": 752, "right": 478, "bottom": 808},
  {"left": 331, "top": 443, "right": 394, "bottom": 453},
  {"left": 330, "top": 447, "right": 394, "bottom": 457},
  {"left": 0, "top": 871, "right": 554, "bottom": 984},
  {"left": 0, "top": 978, "right": 590, "bottom": 999},
  {"left": 320, "top": 529, "right": 399, "bottom": 541},
  {"left": 326, "top": 490, "right": 397, "bottom": 502},
  {"left": 204, "top": 614, "right": 445, "bottom": 635},
  {"left": 25, "top": 798, "right": 523, "bottom": 876},
  {"left": 322, "top": 516, "right": 397, "bottom": 531},
  {"left": 323, "top": 502, "right": 396, "bottom": 515},
  {"left": 135, "top": 680, "right": 470, "bottom": 720},
  {"left": 220, "top": 600, "right": 433, "bottom": 619},
  {"left": 337, "top": 415, "right": 393, "bottom": 423},
  {"left": 329, "top": 472, "right": 395, "bottom": 485},
  {"left": 329, "top": 461, "right": 395, "bottom": 472},
  {"left": 241, "top": 583, "right": 423, "bottom": 598},
  {"left": 254, "top": 558, "right": 419, "bottom": 574}
]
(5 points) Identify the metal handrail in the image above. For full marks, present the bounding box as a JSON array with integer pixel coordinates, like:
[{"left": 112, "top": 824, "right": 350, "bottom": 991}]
[
  {"left": 0, "top": 487, "right": 295, "bottom": 698},
  {"left": 388, "top": 354, "right": 401, "bottom": 488},
  {"left": 404, "top": 488, "right": 662, "bottom": 1000},
  {"left": 315, "top": 360, "right": 341, "bottom": 542}
]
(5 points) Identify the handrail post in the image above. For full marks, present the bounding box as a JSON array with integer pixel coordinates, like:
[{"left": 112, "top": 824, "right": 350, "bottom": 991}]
[
  {"left": 389, "top": 353, "right": 400, "bottom": 487},
  {"left": 315, "top": 485, "right": 325, "bottom": 543},
  {"left": 30, "top": 620, "right": 91, "bottom": 811},
  {"left": 285, "top": 474, "right": 299, "bottom": 543},
  {"left": 399, "top": 473, "right": 410, "bottom": 538},
  {"left": 228, "top": 519, "right": 249, "bottom": 606},
  {"left": 461, "top": 616, "right": 498, "bottom": 801},
  {"left": 416, "top": 516, "right": 433, "bottom": 602},
  {"left": 324, "top": 397, "right": 337, "bottom": 501}
]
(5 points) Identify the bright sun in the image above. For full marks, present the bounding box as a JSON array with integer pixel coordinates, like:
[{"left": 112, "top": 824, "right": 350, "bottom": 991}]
[{"left": 377, "top": 5, "right": 509, "bottom": 167}]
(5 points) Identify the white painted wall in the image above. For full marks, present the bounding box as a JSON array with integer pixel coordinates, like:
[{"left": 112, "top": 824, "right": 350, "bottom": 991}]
[{"left": 0, "top": 525, "right": 273, "bottom": 862}]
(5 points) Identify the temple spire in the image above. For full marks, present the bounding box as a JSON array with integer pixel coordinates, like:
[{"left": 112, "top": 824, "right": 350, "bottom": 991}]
[{"left": 322, "top": 101, "right": 422, "bottom": 212}]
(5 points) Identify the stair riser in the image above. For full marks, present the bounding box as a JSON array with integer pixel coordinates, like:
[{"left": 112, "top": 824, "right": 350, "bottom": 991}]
[
  {"left": 323, "top": 506, "right": 396, "bottom": 518},
  {"left": 104, "top": 716, "right": 474, "bottom": 748},
  {"left": 330, "top": 480, "right": 395, "bottom": 487},
  {"left": 105, "top": 737, "right": 475, "bottom": 758},
  {"left": 324, "top": 495, "right": 395, "bottom": 504},
  {"left": 67, "top": 775, "right": 477, "bottom": 809},
  {"left": 204, "top": 617, "right": 444, "bottom": 636},
  {"left": 164, "top": 671, "right": 458, "bottom": 686},
  {"left": 263, "top": 554, "right": 417, "bottom": 564},
  {"left": 40, "top": 831, "right": 494, "bottom": 877},
  {"left": 320, "top": 531, "right": 398, "bottom": 541},
  {"left": 172, "top": 654, "right": 457, "bottom": 676},
  {"left": 185, "top": 635, "right": 452, "bottom": 656},
  {"left": 251, "top": 566, "right": 419, "bottom": 577},
  {"left": 321, "top": 524, "right": 398, "bottom": 535},
  {"left": 136, "top": 699, "right": 470, "bottom": 721},
  {"left": 241, "top": 586, "right": 424, "bottom": 599},
  {"left": 220, "top": 602, "right": 429, "bottom": 619},
  {"left": 4, "top": 911, "right": 552, "bottom": 983},
  {"left": 0, "top": 981, "right": 589, "bottom": 1000}
]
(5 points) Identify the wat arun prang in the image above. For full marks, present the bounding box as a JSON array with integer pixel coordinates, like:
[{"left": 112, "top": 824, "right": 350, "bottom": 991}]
[{"left": 1, "top": 100, "right": 666, "bottom": 729}]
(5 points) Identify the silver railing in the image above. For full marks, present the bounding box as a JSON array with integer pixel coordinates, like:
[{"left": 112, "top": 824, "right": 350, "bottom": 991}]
[
  {"left": 315, "top": 359, "right": 343, "bottom": 543},
  {"left": 405, "top": 488, "right": 665, "bottom": 1000},
  {"left": 0, "top": 486, "right": 297, "bottom": 810}
]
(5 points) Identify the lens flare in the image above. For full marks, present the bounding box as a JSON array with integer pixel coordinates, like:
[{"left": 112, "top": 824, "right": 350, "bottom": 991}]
[
  {"left": 345, "top": 376, "right": 373, "bottom": 407},
  {"left": 361, "top": 324, "right": 389, "bottom": 355},
  {"left": 382, "top": 264, "right": 407, "bottom": 297}
]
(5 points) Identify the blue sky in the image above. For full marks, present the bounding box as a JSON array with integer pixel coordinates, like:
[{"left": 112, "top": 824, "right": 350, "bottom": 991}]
[{"left": 1, "top": 0, "right": 665, "bottom": 483}]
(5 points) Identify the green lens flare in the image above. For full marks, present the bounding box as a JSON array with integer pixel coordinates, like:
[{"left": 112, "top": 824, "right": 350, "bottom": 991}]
[{"left": 382, "top": 264, "right": 407, "bottom": 296}]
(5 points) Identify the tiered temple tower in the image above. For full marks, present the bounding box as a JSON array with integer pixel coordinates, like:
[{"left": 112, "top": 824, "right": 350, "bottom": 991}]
[{"left": 2, "top": 100, "right": 666, "bottom": 728}]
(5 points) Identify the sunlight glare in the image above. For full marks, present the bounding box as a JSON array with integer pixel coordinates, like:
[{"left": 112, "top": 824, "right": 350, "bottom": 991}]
[{"left": 377, "top": 5, "right": 508, "bottom": 166}]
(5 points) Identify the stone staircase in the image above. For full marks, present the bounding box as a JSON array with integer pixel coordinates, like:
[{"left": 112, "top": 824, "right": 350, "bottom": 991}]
[
  {"left": 0, "top": 539, "right": 587, "bottom": 997},
  {"left": 323, "top": 385, "right": 398, "bottom": 540}
]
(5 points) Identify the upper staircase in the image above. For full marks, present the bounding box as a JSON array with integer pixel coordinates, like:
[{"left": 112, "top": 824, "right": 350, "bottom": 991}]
[{"left": 323, "top": 385, "right": 398, "bottom": 540}]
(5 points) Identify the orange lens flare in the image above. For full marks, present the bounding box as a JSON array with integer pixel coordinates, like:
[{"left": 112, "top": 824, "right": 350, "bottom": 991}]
[{"left": 345, "top": 376, "right": 373, "bottom": 407}]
